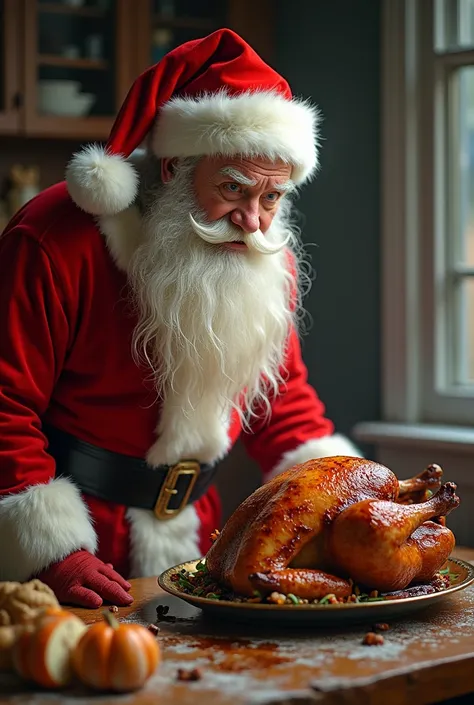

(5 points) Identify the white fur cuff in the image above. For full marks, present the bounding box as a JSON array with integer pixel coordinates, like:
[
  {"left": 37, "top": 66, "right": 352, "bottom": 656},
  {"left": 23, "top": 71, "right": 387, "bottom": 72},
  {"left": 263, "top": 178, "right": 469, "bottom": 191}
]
[
  {"left": 267, "top": 434, "right": 363, "bottom": 481},
  {"left": 126, "top": 505, "right": 201, "bottom": 578},
  {"left": 0, "top": 478, "right": 97, "bottom": 581}
]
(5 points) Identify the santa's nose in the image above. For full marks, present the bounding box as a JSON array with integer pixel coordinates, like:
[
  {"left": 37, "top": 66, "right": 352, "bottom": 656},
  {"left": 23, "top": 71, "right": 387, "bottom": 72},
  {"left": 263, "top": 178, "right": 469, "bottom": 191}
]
[{"left": 230, "top": 204, "right": 260, "bottom": 233}]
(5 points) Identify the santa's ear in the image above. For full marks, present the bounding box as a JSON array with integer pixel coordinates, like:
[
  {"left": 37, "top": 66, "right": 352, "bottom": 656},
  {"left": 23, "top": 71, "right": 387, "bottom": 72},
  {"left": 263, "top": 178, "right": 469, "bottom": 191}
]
[{"left": 161, "top": 157, "right": 178, "bottom": 183}]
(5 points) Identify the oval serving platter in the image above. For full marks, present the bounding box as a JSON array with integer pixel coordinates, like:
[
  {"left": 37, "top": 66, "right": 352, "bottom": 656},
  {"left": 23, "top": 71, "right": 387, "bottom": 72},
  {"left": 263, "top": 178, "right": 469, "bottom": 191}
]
[{"left": 158, "top": 557, "right": 474, "bottom": 625}]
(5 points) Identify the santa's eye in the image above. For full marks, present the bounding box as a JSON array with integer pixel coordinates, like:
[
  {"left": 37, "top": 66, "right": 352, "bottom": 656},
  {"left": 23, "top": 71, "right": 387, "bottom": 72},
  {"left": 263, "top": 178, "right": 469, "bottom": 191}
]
[
  {"left": 265, "top": 192, "right": 280, "bottom": 202},
  {"left": 223, "top": 183, "right": 242, "bottom": 193}
]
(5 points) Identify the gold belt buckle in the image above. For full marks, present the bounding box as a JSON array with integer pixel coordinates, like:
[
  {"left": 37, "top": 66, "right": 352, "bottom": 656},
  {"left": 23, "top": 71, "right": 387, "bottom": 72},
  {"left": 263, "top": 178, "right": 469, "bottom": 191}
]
[{"left": 154, "top": 460, "right": 200, "bottom": 521}]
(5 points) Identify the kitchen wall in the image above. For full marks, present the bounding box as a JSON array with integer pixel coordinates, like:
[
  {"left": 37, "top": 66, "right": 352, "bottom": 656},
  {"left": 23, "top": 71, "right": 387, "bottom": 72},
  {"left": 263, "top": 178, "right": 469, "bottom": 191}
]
[{"left": 215, "top": 0, "right": 382, "bottom": 518}]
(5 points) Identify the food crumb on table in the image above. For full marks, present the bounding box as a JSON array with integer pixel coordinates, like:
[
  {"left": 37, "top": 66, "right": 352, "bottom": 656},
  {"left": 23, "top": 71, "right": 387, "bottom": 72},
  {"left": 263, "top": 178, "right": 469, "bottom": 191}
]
[
  {"left": 177, "top": 667, "right": 202, "bottom": 682},
  {"left": 373, "top": 622, "right": 390, "bottom": 632},
  {"left": 362, "top": 632, "right": 385, "bottom": 646}
]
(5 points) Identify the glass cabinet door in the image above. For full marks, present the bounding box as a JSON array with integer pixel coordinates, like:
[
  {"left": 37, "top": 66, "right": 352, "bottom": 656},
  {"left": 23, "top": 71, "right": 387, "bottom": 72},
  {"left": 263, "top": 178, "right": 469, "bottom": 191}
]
[
  {"left": 0, "top": 0, "right": 21, "bottom": 132},
  {"left": 24, "top": 0, "right": 132, "bottom": 139}
]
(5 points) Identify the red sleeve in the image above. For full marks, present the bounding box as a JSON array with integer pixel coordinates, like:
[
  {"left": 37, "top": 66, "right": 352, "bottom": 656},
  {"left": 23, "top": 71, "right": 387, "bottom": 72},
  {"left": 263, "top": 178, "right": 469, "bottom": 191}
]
[
  {"left": 241, "top": 326, "right": 335, "bottom": 479},
  {"left": 0, "top": 230, "right": 97, "bottom": 581},
  {"left": 0, "top": 231, "right": 70, "bottom": 493}
]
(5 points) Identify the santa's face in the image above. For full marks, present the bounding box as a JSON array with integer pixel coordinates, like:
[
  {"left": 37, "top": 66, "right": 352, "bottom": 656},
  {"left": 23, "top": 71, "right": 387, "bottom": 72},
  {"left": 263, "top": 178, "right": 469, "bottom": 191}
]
[
  {"left": 161, "top": 155, "right": 293, "bottom": 250},
  {"left": 128, "top": 154, "right": 304, "bottom": 425}
]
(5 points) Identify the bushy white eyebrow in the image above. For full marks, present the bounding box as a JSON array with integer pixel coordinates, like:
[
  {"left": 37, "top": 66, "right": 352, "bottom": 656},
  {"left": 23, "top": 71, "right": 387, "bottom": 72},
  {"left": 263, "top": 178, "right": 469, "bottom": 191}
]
[
  {"left": 219, "top": 166, "right": 294, "bottom": 193},
  {"left": 273, "top": 180, "right": 294, "bottom": 192},
  {"left": 219, "top": 167, "right": 257, "bottom": 186}
]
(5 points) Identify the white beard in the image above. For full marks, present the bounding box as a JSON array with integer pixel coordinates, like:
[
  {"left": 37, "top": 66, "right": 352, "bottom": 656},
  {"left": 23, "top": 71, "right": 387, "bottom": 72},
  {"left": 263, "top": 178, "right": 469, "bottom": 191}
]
[{"left": 127, "top": 157, "right": 307, "bottom": 465}]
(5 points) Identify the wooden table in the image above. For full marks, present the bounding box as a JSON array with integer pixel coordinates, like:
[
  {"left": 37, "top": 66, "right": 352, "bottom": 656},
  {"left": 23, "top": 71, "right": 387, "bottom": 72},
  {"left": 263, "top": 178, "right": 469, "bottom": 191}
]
[{"left": 2, "top": 548, "right": 474, "bottom": 705}]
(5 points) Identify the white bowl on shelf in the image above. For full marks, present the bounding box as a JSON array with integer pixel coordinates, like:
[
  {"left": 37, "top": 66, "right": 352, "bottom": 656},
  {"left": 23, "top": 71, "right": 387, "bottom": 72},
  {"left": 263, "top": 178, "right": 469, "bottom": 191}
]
[
  {"left": 38, "top": 91, "right": 96, "bottom": 117},
  {"left": 38, "top": 79, "right": 82, "bottom": 113},
  {"left": 38, "top": 79, "right": 82, "bottom": 99},
  {"left": 70, "top": 92, "right": 95, "bottom": 115}
]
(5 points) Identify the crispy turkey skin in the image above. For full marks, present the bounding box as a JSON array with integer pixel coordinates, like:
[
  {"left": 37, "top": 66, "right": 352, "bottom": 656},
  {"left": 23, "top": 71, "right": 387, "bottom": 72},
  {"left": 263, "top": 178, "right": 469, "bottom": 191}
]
[{"left": 205, "top": 456, "right": 460, "bottom": 598}]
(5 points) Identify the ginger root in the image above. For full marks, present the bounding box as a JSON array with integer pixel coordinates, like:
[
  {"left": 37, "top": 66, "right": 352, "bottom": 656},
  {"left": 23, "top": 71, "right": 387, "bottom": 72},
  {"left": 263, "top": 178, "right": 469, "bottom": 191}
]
[
  {"left": 4, "top": 580, "right": 59, "bottom": 625},
  {"left": 0, "top": 583, "right": 19, "bottom": 626}
]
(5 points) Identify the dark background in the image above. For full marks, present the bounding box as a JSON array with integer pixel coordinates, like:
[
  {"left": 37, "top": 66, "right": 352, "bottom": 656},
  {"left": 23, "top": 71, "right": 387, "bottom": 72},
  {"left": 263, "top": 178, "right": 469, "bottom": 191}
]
[{"left": 215, "top": 0, "right": 382, "bottom": 519}]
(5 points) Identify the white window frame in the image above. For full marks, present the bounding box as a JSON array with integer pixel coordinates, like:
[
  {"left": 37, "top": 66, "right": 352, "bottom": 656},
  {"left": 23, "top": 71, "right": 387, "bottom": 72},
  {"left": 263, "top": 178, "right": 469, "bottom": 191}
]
[
  {"left": 354, "top": 0, "right": 474, "bottom": 452},
  {"left": 381, "top": 0, "right": 474, "bottom": 428}
]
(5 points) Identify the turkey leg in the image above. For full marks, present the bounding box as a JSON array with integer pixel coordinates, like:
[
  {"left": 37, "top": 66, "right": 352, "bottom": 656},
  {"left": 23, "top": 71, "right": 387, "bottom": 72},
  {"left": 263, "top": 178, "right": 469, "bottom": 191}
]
[
  {"left": 397, "top": 464, "right": 443, "bottom": 502},
  {"left": 328, "top": 482, "right": 460, "bottom": 592},
  {"left": 248, "top": 568, "right": 353, "bottom": 600}
]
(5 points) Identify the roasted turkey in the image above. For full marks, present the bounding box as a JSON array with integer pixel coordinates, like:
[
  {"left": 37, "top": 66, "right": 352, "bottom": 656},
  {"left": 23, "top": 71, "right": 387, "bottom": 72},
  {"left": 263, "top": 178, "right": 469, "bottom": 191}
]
[{"left": 205, "top": 456, "right": 460, "bottom": 599}]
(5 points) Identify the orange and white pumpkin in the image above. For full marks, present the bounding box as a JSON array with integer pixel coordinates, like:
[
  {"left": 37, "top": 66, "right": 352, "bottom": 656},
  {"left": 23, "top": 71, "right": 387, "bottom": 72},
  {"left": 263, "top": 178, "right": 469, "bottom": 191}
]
[
  {"left": 72, "top": 611, "right": 160, "bottom": 692},
  {"left": 12, "top": 608, "right": 87, "bottom": 688}
]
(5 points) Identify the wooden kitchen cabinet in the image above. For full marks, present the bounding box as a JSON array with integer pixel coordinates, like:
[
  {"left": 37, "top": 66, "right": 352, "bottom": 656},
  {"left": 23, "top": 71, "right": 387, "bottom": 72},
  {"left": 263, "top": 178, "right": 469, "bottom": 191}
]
[
  {"left": 0, "top": 0, "right": 274, "bottom": 141},
  {"left": 24, "top": 0, "right": 135, "bottom": 138},
  {"left": 0, "top": 0, "right": 135, "bottom": 140}
]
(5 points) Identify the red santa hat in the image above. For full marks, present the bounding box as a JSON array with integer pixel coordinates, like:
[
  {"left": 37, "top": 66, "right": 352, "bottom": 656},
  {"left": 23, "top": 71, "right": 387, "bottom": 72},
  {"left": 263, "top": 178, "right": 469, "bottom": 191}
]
[{"left": 66, "top": 28, "right": 320, "bottom": 216}]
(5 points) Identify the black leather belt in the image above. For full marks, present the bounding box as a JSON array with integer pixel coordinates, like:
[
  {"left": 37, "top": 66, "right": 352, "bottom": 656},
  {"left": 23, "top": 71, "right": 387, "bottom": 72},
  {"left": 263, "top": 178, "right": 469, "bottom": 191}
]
[{"left": 43, "top": 424, "right": 217, "bottom": 521}]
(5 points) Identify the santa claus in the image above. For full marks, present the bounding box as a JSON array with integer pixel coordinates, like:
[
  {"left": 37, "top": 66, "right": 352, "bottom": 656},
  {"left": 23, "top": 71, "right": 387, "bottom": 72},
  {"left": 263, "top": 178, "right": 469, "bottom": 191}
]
[{"left": 0, "top": 28, "right": 360, "bottom": 608}]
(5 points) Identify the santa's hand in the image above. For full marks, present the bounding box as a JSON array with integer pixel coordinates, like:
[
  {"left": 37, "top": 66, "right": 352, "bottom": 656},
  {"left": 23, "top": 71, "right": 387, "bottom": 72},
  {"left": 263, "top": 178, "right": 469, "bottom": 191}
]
[{"left": 36, "top": 550, "right": 134, "bottom": 608}]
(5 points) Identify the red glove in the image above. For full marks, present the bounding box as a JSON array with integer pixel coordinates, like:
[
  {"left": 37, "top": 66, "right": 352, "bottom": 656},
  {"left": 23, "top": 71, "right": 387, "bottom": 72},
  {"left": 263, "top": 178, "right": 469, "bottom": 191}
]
[{"left": 36, "top": 550, "right": 134, "bottom": 608}]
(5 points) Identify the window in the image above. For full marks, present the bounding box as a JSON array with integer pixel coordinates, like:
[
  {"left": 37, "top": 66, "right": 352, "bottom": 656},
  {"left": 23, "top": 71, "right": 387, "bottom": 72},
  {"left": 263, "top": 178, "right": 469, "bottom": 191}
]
[
  {"left": 435, "top": 0, "right": 474, "bottom": 391},
  {"left": 380, "top": 0, "right": 474, "bottom": 428}
]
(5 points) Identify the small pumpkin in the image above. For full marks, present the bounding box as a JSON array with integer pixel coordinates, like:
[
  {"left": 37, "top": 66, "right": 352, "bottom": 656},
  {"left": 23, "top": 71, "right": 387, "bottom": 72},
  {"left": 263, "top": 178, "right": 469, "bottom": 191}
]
[
  {"left": 12, "top": 608, "right": 87, "bottom": 688},
  {"left": 72, "top": 611, "right": 160, "bottom": 692}
]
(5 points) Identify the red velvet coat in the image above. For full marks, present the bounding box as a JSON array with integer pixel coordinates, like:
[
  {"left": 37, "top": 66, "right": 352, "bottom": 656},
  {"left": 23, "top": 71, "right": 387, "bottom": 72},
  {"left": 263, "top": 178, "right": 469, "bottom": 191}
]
[{"left": 0, "top": 182, "right": 360, "bottom": 582}]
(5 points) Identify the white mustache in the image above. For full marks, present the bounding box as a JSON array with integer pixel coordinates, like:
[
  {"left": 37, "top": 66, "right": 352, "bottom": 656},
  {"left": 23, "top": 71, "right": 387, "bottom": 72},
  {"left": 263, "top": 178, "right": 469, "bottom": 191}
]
[{"left": 189, "top": 214, "right": 289, "bottom": 255}]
